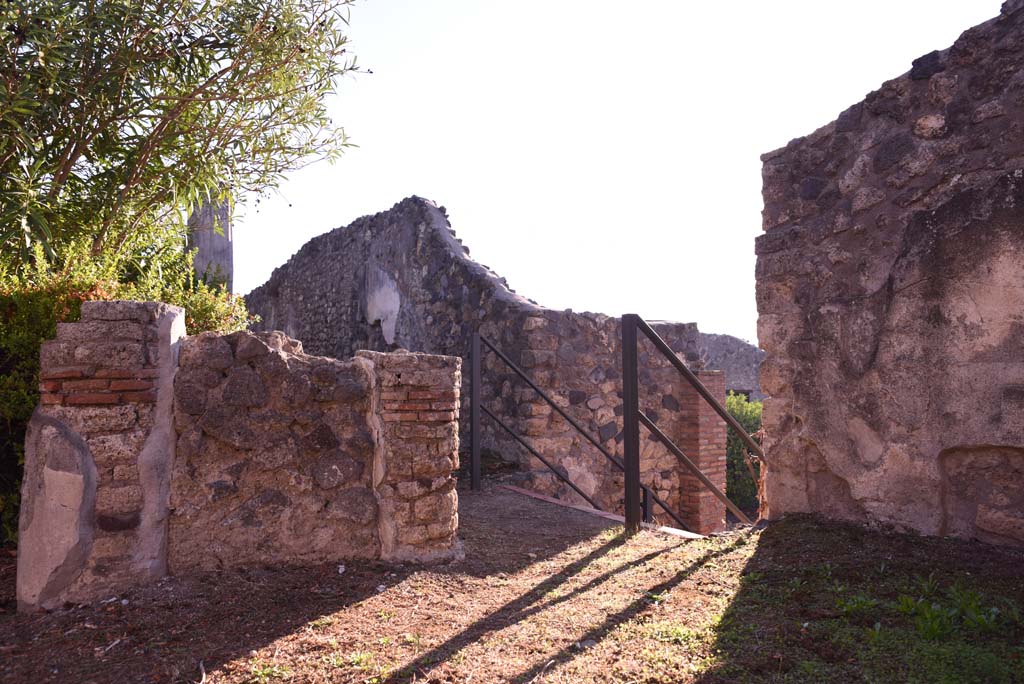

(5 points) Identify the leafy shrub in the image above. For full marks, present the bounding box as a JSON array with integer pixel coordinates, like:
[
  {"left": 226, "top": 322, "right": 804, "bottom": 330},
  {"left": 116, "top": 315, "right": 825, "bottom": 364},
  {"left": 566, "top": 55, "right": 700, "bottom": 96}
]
[
  {"left": 725, "top": 391, "right": 762, "bottom": 512},
  {"left": 0, "top": 241, "right": 252, "bottom": 545}
]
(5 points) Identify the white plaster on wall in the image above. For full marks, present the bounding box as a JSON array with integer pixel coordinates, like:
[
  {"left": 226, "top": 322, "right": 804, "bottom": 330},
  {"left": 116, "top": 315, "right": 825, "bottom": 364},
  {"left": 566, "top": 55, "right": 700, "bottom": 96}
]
[{"left": 365, "top": 267, "right": 401, "bottom": 345}]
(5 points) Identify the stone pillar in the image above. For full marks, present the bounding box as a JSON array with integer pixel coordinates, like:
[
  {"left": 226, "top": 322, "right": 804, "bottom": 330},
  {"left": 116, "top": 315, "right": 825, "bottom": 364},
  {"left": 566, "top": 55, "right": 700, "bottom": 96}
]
[
  {"left": 360, "top": 350, "right": 463, "bottom": 562},
  {"left": 187, "top": 198, "right": 233, "bottom": 291},
  {"left": 18, "top": 301, "right": 185, "bottom": 611},
  {"left": 676, "top": 370, "right": 728, "bottom": 534}
]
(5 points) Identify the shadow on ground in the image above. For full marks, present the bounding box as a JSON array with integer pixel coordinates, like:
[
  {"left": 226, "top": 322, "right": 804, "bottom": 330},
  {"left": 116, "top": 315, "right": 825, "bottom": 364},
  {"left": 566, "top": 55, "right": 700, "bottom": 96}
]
[
  {"left": 0, "top": 482, "right": 614, "bottom": 683},
  {"left": 691, "top": 516, "right": 1024, "bottom": 684},
  {"left": 6, "top": 486, "right": 1021, "bottom": 684}
]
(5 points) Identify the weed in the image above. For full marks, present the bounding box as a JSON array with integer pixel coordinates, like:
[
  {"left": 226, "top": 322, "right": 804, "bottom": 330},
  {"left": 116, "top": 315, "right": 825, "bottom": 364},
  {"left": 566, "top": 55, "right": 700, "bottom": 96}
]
[
  {"left": 740, "top": 570, "right": 763, "bottom": 584},
  {"left": 797, "top": 659, "right": 827, "bottom": 677},
  {"left": 348, "top": 652, "right": 373, "bottom": 670},
  {"left": 644, "top": 591, "right": 668, "bottom": 605},
  {"left": 649, "top": 622, "right": 700, "bottom": 645},
  {"left": 377, "top": 610, "right": 395, "bottom": 622},
  {"left": 307, "top": 615, "right": 335, "bottom": 630},
  {"left": 914, "top": 602, "right": 955, "bottom": 641},
  {"left": 947, "top": 581, "right": 1001, "bottom": 633},
  {"left": 864, "top": 622, "right": 884, "bottom": 645},
  {"left": 246, "top": 661, "right": 292, "bottom": 683},
  {"left": 915, "top": 572, "right": 939, "bottom": 599},
  {"left": 838, "top": 594, "right": 880, "bottom": 616},
  {"left": 896, "top": 594, "right": 920, "bottom": 616},
  {"left": 999, "top": 598, "right": 1022, "bottom": 626}
]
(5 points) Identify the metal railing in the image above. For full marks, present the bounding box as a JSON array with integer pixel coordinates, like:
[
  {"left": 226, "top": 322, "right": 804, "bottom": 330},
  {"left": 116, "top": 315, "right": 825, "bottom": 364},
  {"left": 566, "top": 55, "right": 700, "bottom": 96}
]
[
  {"left": 621, "top": 314, "right": 766, "bottom": 532},
  {"left": 470, "top": 332, "right": 689, "bottom": 530}
]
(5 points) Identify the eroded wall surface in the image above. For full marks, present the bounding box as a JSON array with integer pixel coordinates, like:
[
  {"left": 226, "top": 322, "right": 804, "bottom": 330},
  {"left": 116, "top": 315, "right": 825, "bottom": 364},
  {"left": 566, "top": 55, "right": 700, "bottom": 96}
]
[
  {"left": 18, "top": 302, "right": 461, "bottom": 611},
  {"left": 757, "top": 1, "right": 1024, "bottom": 545},
  {"left": 247, "top": 198, "right": 734, "bottom": 531}
]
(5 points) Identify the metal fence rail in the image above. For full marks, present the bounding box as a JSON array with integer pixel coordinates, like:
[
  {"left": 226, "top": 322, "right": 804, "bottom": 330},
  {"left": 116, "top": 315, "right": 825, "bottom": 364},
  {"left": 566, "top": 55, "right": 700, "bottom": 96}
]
[
  {"left": 621, "top": 313, "right": 761, "bottom": 532},
  {"left": 470, "top": 332, "right": 688, "bottom": 530}
]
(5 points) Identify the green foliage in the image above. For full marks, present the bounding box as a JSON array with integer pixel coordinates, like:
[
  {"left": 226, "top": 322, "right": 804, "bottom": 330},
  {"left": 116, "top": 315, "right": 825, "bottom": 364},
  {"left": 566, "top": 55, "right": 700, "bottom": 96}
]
[
  {"left": 894, "top": 580, "right": 1013, "bottom": 641},
  {"left": 725, "top": 392, "right": 762, "bottom": 512},
  {"left": 838, "top": 593, "right": 880, "bottom": 616},
  {"left": 1, "top": 0, "right": 358, "bottom": 263},
  {"left": 0, "top": 0, "right": 352, "bottom": 545},
  {"left": 0, "top": 240, "right": 252, "bottom": 545}
]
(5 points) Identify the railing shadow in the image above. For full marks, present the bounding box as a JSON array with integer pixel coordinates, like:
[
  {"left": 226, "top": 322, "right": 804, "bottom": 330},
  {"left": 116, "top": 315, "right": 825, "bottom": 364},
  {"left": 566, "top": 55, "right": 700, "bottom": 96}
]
[
  {"left": 383, "top": 532, "right": 677, "bottom": 683},
  {"left": 506, "top": 535, "right": 749, "bottom": 684}
]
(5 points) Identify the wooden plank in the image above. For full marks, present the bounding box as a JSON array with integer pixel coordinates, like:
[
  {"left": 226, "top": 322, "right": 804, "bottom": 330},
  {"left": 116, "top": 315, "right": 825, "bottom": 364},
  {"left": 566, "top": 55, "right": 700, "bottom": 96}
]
[{"left": 496, "top": 485, "right": 705, "bottom": 540}]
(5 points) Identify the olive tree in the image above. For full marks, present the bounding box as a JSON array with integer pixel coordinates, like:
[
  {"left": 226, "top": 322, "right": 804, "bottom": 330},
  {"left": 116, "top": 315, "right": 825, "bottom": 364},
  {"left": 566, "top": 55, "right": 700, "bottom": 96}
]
[{"left": 0, "top": 0, "right": 359, "bottom": 263}]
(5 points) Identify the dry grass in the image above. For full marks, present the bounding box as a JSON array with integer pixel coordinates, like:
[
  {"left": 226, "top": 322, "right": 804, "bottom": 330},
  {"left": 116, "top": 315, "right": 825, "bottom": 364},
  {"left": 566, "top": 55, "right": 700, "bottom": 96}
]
[{"left": 1, "top": 483, "right": 1022, "bottom": 683}]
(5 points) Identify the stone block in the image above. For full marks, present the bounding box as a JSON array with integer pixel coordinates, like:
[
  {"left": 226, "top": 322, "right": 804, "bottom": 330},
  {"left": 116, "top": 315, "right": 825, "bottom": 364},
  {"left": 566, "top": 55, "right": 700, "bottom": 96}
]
[
  {"left": 325, "top": 488, "right": 377, "bottom": 525},
  {"left": 44, "top": 405, "right": 139, "bottom": 435},
  {"left": 413, "top": 489, "right": 457, "bottom": 523},
  {"left": 95, "top": 484, "right": 143, "bottom": 516},
  {"left": 79, "top": 300, "right": 160, "bottom": 323},
  {"left": 57, "top": 320, "right": 146, "bottom": 344},
  {"left": 88, "top": 431, "right": 147, "bottom": 466},
  {"left": 313, "top": 451, "right": 365, "bottom": 489},
  {"left": 179, "top": 333, "right": 234, "bottom": 371},
  {"left": 223, "top": 365, "right": 268, "bottom": 407}
]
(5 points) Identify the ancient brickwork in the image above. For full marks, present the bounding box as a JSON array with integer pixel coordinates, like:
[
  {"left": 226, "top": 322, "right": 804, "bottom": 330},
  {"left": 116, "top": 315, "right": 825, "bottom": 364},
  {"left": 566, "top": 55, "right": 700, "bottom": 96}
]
[
  {"left": 359, "top": 351, "right": 461, "bottom": 561},
  {"left": 247, "top": 198, "right": 730, "bottom": 532},
  {"left": 19, "top": 301, "right": 184, "bottom": 609},
  {"left": 676, "top": 372, "right": 728, "bottom": 534},
  {"left": 18, "top": 302, "right": 461, "bottom": 611},
  {"left": 757, "top": 1, "right": 1024, "bottom": 545}
]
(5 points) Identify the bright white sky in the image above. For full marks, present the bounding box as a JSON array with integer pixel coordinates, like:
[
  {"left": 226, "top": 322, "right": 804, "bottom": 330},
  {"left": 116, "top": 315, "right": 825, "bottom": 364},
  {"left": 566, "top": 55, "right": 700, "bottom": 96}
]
[{"left": 234, "top": 1, "right": 1003, "bottom": 344}]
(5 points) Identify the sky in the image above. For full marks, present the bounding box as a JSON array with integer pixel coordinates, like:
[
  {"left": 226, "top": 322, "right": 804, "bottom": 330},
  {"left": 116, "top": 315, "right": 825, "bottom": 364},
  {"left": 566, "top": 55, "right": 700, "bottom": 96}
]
[{"left": 233, "top": 0, "right": 1004, "bottom": 344}]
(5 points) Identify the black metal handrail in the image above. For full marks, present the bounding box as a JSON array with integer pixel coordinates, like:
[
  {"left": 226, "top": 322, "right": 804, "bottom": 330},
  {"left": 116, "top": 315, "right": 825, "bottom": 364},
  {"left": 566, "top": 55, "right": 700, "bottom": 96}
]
[
  {"left": 634, "top": 316, "right": 768, "bottom": 465},
  {"left": 622, "top": 314, "right": 762, "bottom": 532},
  {"left": 470, "top": 332, "right": 689, "bottom": 530}
]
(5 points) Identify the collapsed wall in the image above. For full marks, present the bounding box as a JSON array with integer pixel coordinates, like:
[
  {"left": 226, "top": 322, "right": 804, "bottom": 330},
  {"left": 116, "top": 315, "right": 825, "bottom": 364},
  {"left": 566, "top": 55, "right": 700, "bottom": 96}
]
[
  {"left": 247, "top": 198, "right": 744, "bottom": 531},
  {"left": 18, "top": 301, "right": 461, "bottom": 611},
  {"left": 757, "top": 1, "right": 1024, "bottom": 545}
]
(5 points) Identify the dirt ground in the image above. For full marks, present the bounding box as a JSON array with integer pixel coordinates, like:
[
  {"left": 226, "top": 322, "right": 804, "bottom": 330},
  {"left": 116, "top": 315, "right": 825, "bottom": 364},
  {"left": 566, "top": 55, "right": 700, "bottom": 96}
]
[{"left": 2, "top": 482, "right": 1022, "bottom": 683}]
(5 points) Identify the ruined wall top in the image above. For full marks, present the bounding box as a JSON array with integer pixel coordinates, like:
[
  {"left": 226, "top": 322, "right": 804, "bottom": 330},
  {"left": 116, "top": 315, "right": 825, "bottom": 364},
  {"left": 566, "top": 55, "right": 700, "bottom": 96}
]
[{"left": 760, "top": 0, "right": 1024, "bottom": 253}]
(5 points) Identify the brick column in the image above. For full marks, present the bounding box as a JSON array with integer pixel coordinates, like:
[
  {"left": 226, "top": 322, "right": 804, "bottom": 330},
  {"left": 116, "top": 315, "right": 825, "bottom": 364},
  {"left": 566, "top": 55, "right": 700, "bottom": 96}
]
[
  {"left": 676, "top": 370, "right": 727, "bottom": 534},
  {"left": 360, "top": 350, "right": 463, "bottom": 562}
]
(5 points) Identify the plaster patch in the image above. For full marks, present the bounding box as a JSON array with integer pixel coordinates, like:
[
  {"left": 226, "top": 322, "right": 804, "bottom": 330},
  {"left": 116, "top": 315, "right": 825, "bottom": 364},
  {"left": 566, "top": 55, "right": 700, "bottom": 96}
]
[{"left": 365, "top": 267, "right": 401, "bottom": 345}]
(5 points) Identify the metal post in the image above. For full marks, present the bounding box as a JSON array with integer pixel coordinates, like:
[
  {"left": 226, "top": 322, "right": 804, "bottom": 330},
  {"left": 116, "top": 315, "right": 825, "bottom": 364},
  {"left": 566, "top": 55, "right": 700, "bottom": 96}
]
[
  {"left": 642, "top": 487, "right": 652, "bottom": 524},
  {"left": 470, "top": 333, "right": 482, "bottom": 491},
  {"left": 621, "top": 314, "right": 642, "bottom": 533}
]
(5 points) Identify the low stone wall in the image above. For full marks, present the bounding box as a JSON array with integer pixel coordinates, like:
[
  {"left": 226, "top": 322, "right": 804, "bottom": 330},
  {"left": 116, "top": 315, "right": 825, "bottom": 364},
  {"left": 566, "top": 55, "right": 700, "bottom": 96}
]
[
  {"left": 247, "top": 198, "right": 730, "bottom": 533},
  {"left": 18, "top": 301, "right": 461, "bottom": 611},
  {"left": 756, "top": 2, "right": 1024, "bottom": 546}
]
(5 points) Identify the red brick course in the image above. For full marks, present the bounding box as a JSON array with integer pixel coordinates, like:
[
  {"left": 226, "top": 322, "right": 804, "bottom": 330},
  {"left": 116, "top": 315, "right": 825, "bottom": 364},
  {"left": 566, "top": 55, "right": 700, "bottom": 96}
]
[{"left": 66, "top": 392, "right": 120, "bottom": 405}]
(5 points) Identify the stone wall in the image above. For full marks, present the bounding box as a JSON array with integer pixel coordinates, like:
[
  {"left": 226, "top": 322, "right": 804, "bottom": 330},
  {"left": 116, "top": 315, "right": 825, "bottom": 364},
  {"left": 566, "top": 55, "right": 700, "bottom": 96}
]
[
  {"left": 697, "top": 333, "right": 766, "bottom": 400},
  {"left": 247, "top": 198, "right": 731, "bottom": 532},
  {"left": 757, "top": 1, "right": 1024, "bottom": 546},
  {"left": 18, "top": 301, "right": 461, "bottom": 611}
]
